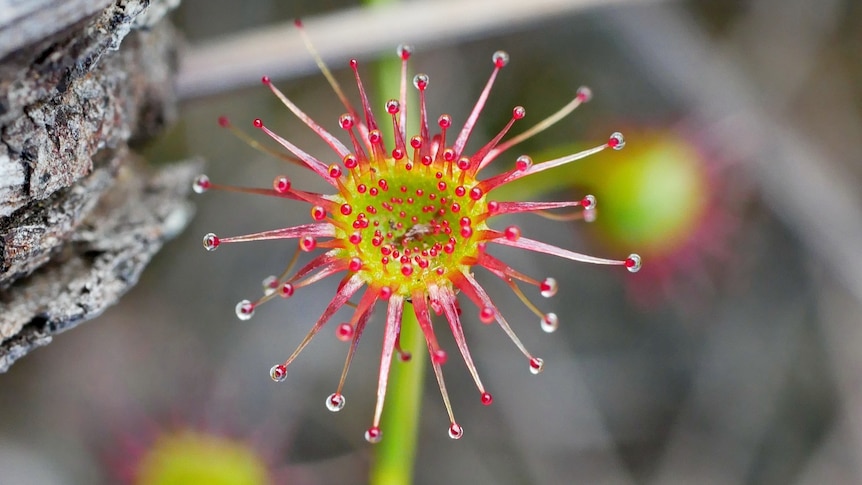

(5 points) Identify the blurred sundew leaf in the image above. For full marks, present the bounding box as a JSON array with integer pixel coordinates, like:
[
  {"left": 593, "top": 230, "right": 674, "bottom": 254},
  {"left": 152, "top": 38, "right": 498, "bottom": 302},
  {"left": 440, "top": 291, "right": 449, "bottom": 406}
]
[{"left": 497, "top": 131, "right": 709, "bottom": 253}]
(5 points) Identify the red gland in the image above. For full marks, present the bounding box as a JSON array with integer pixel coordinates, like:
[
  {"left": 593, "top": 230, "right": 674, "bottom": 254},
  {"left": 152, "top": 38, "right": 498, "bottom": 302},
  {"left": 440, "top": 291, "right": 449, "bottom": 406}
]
[
  {"left": 311, "top": 206, "right": 326, "bottom": 221},
  {"left": 448, "top": 422, "right": 464, "bottom": 440},
  {"left": 336, "top": 323, "right": 354, "bottom": 341},
  {"left": 504, "top": 225, "right": 521, "bottom": 241},
  {"left": 481, "top": 392, "right": 494, "bottom": 406},
  {"left": 479, "top": 307, "right": 495, "bottom": 324},
  {"left": 396, "top": 43, "right": 413, "bottom": 60},
  {"left": 300, "top": 236, "right": 316, "bottom": 252},
  {"left": 270, "top": 364, "right": 287, "bottom": 382},
  {"left": 365, "top": 426, "right": 383, "bottom": 443},
  {"left": 253, "top": 118, "right": 263, "bottom": 128},
  {"left": 273, "top": 176, "right": 291, "bottom": 193}
]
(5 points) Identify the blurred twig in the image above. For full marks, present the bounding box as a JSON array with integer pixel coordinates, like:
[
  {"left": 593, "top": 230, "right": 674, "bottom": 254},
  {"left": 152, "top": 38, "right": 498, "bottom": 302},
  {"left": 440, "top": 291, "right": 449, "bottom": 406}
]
[{"left": 176, "top": 0, "right": 666, "bottom": 100}]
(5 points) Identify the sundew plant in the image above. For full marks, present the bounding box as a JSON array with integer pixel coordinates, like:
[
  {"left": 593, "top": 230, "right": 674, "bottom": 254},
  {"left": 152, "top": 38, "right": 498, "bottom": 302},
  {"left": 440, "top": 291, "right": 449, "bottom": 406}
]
[{"left": 196, "top": 20, "right": 640, "bottom": 448}]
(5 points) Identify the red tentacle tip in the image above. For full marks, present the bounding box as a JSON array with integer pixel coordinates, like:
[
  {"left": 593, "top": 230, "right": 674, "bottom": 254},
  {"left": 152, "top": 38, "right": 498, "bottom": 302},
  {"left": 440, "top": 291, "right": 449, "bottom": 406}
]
[
  {"left": 397, "top": 44, "right": 413, "bottom": 60},
  {"left": 253, "top": 118, "right": 264, "bottom": 128},
  {"left": 273, "top": 176, "right": 291, "bottom": 193},
  {"left": 608, "top": 132, "right": 626, "bottom": 150},
  {"left": 349, "top": 58, "right": 359, "bottom": 69},
  {"left": 365, "top": 426, "right": 382, "bottom": 443},
  {"left": 625, "top": 254, "right": 642, "bottom": 273},
  {"left": 217, "top": 116, "right": 230, "bottom": 128},
  {"left": 293, "top": 18, "right": 303, "bottom": 28},
  {"left": 270, "top": 364, "right": 287, "bottom": 382},
  {"left": 261, "top": 75, "right": 271, "bottom": 85},
  {"left": 576, "top": 86, "right": 593, "bottom": 102},
  {"left": 504, "top": 225, "right": 521, "bottom": 242},
  {"left": 413, "top": 74, "right": 429, "bottom": 91},
  {"left": 432, "top": 349, "right": 447, "bottom": 364},
  {"left": 336, "top": 323, "right": 354, "bottom": 342},
  {"left": 480, "top": 392, "right": 494, "bottom": 406},
  {"left": 492, "top": 50, "right": 510, "bottom": 68}
]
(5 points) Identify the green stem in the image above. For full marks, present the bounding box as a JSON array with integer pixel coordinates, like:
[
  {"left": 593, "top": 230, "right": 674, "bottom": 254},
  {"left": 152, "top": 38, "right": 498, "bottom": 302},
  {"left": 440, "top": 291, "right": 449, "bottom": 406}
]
[
  {"left": 369, "top": 305, "right": 426, "bottom": 485},
  {"left": 363, "top": 1, "right": 425, "bottom": 482}
]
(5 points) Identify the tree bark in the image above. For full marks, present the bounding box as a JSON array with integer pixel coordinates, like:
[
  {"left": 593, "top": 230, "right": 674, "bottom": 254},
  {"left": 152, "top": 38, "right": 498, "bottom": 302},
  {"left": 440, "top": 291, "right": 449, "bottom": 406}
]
[{"left": 0, "top": 0, "right": 196, "bottom": 372}]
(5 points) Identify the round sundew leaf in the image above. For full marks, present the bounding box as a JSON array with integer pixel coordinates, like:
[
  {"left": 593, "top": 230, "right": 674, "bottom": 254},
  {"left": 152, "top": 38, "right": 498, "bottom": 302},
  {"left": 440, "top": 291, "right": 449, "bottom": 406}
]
[{"left": 136, "top": 431, "right": 270, "bottom": 485}]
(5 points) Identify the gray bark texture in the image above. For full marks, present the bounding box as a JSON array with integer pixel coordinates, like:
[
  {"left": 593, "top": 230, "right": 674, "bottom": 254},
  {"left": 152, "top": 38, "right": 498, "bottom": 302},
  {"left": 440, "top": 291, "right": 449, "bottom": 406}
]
[{"left": 0, "top": 0, "right": 198, "bottom": 372}]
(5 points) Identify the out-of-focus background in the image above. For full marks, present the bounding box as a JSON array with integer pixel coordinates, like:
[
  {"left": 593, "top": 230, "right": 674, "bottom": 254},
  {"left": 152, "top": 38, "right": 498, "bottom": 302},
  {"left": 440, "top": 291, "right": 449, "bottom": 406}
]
[{"left": 2, "top": 0, "right": 862, "bottom": 483}]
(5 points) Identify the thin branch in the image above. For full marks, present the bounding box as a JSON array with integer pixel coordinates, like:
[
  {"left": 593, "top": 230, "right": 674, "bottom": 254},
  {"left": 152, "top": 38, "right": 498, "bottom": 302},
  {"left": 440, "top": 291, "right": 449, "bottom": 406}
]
[{"left": 176, "top": 0, "right": 666, "bottom": 100}]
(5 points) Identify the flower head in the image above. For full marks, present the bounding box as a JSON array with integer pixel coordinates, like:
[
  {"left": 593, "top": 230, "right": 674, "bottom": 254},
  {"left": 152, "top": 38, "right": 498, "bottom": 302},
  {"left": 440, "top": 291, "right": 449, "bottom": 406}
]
[{"left": 197, "top": 21, "right": 640, "bottom": 442}]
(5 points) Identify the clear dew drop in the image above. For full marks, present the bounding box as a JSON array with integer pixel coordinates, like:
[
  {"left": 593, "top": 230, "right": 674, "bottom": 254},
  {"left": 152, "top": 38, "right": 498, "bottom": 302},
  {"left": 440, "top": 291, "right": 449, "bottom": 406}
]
[
  {"left": 583, "top": 209, "right": 597, "bottom": 223},
  {"left": 413, "top": 73, "right": 429, "bottom": 90},
  {"left": 581, "top": 194, "right": 597, "bottom": 210},
  {"left": 448, "top": 423, "right": 464, "bottom": 440},
  {"left": 365, "top": 427, "right": 383, "bottom": 443},
  {"left": 541, "top": 313, "right": 559, "bottom": 333},
  {"left": 269, "top": 364, "right": 287, "bottom": 382},
  {"left": 396, "top": 43, "right": 413, "bottom": 59},
  {"left": 325, "top": 393, "right": 346, "bottom": 412},
  {"left": 192, "top": 174, "right": 210, "bottom": 194},
  {"left": 492, "top": 50, "right": 509, "bottom": 67},
  {"left": 540, "top": 277, "right": 558, "bottom": 298},
  {"left": 625, "top": 253, "right": 642, "bottom": 273},
  {"left": 261, "top": 275, "right": 278, "bottom": 296},
  {"left": 235, "top": 299, "right": 255, "bottom": 321},
  {"left": 576, "top": 86, "right": 593, "bottom": 102},
  {"left": 529, "top": 357, "right": 545, "bottom": 375},
  {"left": 202, "top": 233, "right": 219, "bottom": 251},
  {"left": 515, "top": 155, "right": 533, "bottom": 171},
  {"left": 385, "top": 99, "right": 400, "bottom": 114},
  {"left": 609, "top": 132, "right": 626, "bottom": 150}
]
